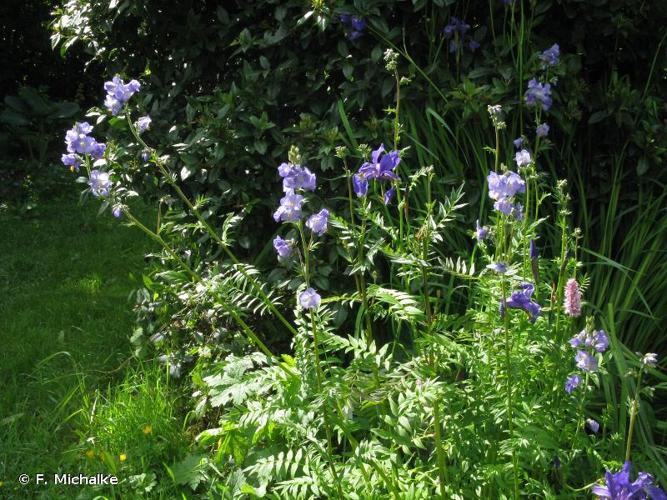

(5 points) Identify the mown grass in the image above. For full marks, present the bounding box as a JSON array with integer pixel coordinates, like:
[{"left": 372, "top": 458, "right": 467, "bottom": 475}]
[{"left": 0, "top": 194, "right": 187, "bottom": 498}]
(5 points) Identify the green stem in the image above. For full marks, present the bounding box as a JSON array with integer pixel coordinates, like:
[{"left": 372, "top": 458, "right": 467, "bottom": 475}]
[
  {"left": 501, "top": 277, "right": 519, "bottom": 498},
  {"left": 124, "top": 211, "right": 275, "bottom": 360},
  {"left": 125, "top": 114, "right": 298, "bottom": 337},
  {"left": 625, "top": 369, "right": 644, "bottom": 462}
]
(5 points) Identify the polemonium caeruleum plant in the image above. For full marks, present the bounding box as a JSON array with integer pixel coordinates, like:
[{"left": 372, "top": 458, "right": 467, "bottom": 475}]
[{"left": 61, "top": 69, "right": 667, "bottom": 499}]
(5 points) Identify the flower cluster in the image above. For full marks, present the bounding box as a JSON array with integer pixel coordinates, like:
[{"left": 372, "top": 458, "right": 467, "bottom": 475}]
[
  {"left": 62, "top": 122, "right": 106, "bottom": 172},
  {"left": 273, "top": 162, "right": 316, "bottom": 223},
  {"left": 500, "top": 283, "right": 541, "bottom": 323},
  {"left": 487, "top": 170, "right": 525, "bottom": 217},
  {"left": 563, "top": 278, "right": 582, "bottom": 317},
  {"left": 339, "top": 14, "right": 366, "bottom": 40},
  {"left": 525, "top": 79, "right": 553, "bottom": 111},
  {"left": 443, "top": 17, "right": 479, "bottom": 52},
  {"left": 539, "top": 43, "right": 560, "bottom": 66},
  {"left": 353, "top": 144, "right": 401, "bottom": 199},
  {"left": 592, "top": 461, "right": 666, "bottom": 499},
  {"left": 104, "top": 76, "right": 141, "bottom": 116},
  {"left": 565, "top": 328, "right": 609, "bottom": 392},
  {"left": 536, "top": 122, "right": 550, "bottom": 138}
]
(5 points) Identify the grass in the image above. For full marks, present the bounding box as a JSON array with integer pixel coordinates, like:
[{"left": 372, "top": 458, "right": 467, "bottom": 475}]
[{"left": 0, "top": 193, "right": 187, "bottom": 498}]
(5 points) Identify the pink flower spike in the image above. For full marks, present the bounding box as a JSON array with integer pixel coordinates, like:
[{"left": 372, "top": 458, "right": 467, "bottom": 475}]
[{"left": 564, "top": 278, "right": 582, "bottom": 317}]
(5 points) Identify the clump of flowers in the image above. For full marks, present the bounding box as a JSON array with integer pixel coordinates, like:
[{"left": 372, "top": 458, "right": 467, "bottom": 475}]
[
  {"left": 443, "top": 16, "right": 479, "bottom": 52},
  {"left": 299, "top": 287, "right": 321, "bottom": 310},
  {"left": 539, "top": 43, "right": 560, "bottom": 66},
  {"left": 487, "top": 170, "right": 525, "bottom": 217},
  {"left": 566, "top": 326, "right": 608, "bottom": 391},
  {"left": 353, "top": 144, "right": 400, "bottom": 197},
  {"left": 339, "top": 14, "right": 366, "bottom": 40},
  {"left": 273, "top": 236, "right": 295, "bottom": 261},
  {"left": 104, "top": 76, "right": 141, "bottom": 116},
  {"left": 525, "top": 78, "right": 553, "bottom": 111},
  {"left": 592, "top": 461, "right": 666, "bottom": 499},
  {"left": 536, "top": 122, "right": 550, "bottom": 138},
  {"left": 500, "top": 283, "right": 541, "bottom": 323},
  {"left": 564, "top": 278, "right": 582, "bottom": 317}
]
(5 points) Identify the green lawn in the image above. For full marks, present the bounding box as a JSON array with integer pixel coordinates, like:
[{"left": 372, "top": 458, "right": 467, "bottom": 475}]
[{"left": 0, "top": 195, "right": 184, "bottom": 498}]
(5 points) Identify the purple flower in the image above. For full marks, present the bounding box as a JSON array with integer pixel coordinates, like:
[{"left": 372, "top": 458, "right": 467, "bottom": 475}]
[
  {"left": 90, "top": 141, "right": 106, "bottom": 159},
  {"left": 564, "top": 278, "right": 582, "bottom": 317},
  {"left": 540, "top": 44, "right": 560, "bottom": 66},
  {"left": 476, "top": 219, "right": 488, "bottom": 241},
  {"left": 88, "top": 170, "right": 111, "bottom": 198},
  {"left": 383, "top": 187, "right": 395, "bottom": 205},
  {"left": 569, "top": 330, "right": 587, "bottom": 349},
  {"left": 65, "top": 122, "right": 97, "bottom": 155},
  {"left": 443, "top": 17, "right": 470, "bottom": 38},
  {"left": 112, "top": 206, "right": 122, "bottom": 218},
  {"left": 642, "top": 353, "right": 658, "bottom": 368},
  {"left": 104, "top": 76, "right": 141, "bottom": 116},
  {"left": 279, "top": 163, "right": 316, "bottom": 192},
  {"left": 273, "top": 235, "right": 295, "bottom": 260},
  {"left": 536, "top": 122, "right": 550, "bottom": 138},
  {"left": 340, "top": 14, "right": 366, "bottom": 40},
  {"left": 358, "top": 144, "right": 401, "bottom": 182},
  {"left": 500, "top": 282, "right": 541, "bottom": 323},
  {"left": 592, "top": 462, "right": 667, "bottom": 500},
  {"left": 586, "top": 418, "right": 600, "bottom": 434},
  {"left": 592, "top": 330, "right": 609, "bottom": 353},
  {"left": 273, "top": 191, "right": 305, "bottom": 223},
  {"left": 513, "top": 137, "right": 524, "bottom": 149},
  {"left": 487, "top": 171, "right": 526, "bottom": 200},
  {"left": 575, "top": 350, "right": 598, "bottom": 372},
  {"left": 141, "top": 150, "right": 150, "bottom": 162},
  {"left": 565, "top": 374, "right": 581, "bottom": 393},
  {"left": 525, "top": 79, "right": 553, "bottom": 111},
  {"left": 515, "top": 149, "right": 532, "bottom": 167},
  {"left": 487, "top": 262, "right": 507, "bottom": 274},
  {"left": 61, "top": 153, "right": 82, "bottom": 171},
  {"left": 530, "top": 239, "right": 538, "bottom": 259},
  {"left": 306, "top": 209, "right": 329, "bottom": 236},
  {"left": 137, "top": 115, "right": 151, "bottom": 133},
  {"left": 494, "top": 198, "right": 514, "bottom": 215},
  {"left": 299, "top": 287, "right": 321, "bottom": 310},
  {"left": 353, "top": 173, "right": 369, "bottom": 197}
]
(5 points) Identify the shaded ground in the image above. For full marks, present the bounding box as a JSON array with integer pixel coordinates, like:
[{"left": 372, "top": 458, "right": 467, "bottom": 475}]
[{"left": 0, "top": 194, "right": 151, "bottom": 497}]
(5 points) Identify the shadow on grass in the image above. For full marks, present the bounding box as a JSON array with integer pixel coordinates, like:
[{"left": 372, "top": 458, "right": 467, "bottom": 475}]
[{"left": 0, "top": 195, "right": 188, "bottom": 498}]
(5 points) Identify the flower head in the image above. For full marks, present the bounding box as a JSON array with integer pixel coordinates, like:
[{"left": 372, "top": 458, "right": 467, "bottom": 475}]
[
  {"left": 525, "top": 79, "right": 553, "bottom": 111},
  {"left": 88, "top": 170, "right": 111, "bottom": 198},
  {"left": 641, "top": 353, "right": 658, "bottom": 368},
  {"left": 565, "top": 374, "right": 581, "bottom": 393},
  {"left": 575, "top": 350, "right": 598, "bottom": 372},
  {"left": 529, "top": 239, "right": 538, "bottom": 260},
  {"left": 137, "top": 115, "right": 151, "bottom": 133},
  {"left": 104, "top": 76, "right": 141, "bottom": 116},
  {"left": 358, "top": 145, "right": 401, "bottom": 182},
  {"left": 515, "top": 149, "right": 532, "bottom": 167},
  {"left": 487, "top": 262, "right": 507, "bottom": 274},
  {"left": 340, "top": 14, "right": 367, "bottom": 40},
  {"left": 536, "top": 122, "right": 550, "bottom": 138},
  {"left": 500, "top": 282, "right": 541, "bottom": 323},
  {"left": 61, "top": 153, "right": 82, "bottom": 172},
  {"left": 353, "top": 173, "right": 369, "bottom": 197},
  {"left": 279, "top": 164, "right": 316, "bottom": 192},
  {"left": 299, "top": 287, "right": 321, "bottom": 310},
  {"left": 476, "top": 219, "right": 488, "bottom": 241},
  {"left": 592, "top": 461, "right": 666, "bottom": 500},
  {"left": 564, "top": 278, "right": 582, "bottom": 317},
  {"left": 540, "top": 44, "right": 560, "bottom": 66},
  {"left": 513, "top": 137, "right": 524, "bottom": 149},
  {"left": 273, "top": 191, "right": 305, "bottom": 223},
  {"left": 273, "top": 236, "right": 295, "bottom": 260},
  {"left": 383, "top": 187, "right": 396, "bottom": 205},
  {"left": 591, "top": 330, "right": 609, "bottom": 353},
  {"left": 586, "top": 418, "right": 600, "bottom": 434},
  {"left": 306, "top": 209, "right": 329, "bottom": 236}
]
